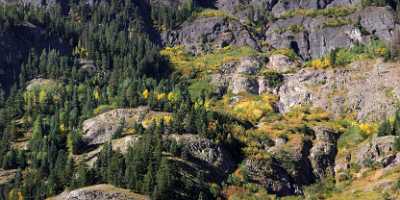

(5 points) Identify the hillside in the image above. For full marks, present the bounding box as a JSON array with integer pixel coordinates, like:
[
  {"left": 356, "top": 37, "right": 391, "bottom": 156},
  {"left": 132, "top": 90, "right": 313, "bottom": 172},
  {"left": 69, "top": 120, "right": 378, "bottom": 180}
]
[{"left": 0, "top": 0, "right": 400, "bottom": 200}]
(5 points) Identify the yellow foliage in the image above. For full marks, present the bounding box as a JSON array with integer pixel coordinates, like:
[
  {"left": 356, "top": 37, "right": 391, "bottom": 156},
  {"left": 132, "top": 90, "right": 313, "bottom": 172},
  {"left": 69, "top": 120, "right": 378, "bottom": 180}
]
[
  {"left": 156, "top": 92, "right": 166, "bottom": 101},
  {"left": 307, "top": 57, "right": 331, "bottom": 69},
  {"left": 142, "top": 89, "right": 149, "bottom": 99},
  {"left": 358, "top": 123, "right": 377, "bottom": 136},
  {"left": 374, "top": 47, "right": 389, "bottom": 56},
  {"left": 163, "top": 115, "right": 173, "bottom": 124},
  {"left": 230, "top": 94, "right": 277, "bottom": 123},
  {"left": 8, "top": 189, "right": 23, "bottom": 200},
  {"left": 93, "top": 88, "right": 101, "bottom": 100},
  {"left": 38, "top": 89, "right": 48, "bottom": 104},
  {"left": 59, "top": 124, "right": 66, "bottom": 134},
  {"left": 167, "top": 92, "right": 178, "bottom": 102}
]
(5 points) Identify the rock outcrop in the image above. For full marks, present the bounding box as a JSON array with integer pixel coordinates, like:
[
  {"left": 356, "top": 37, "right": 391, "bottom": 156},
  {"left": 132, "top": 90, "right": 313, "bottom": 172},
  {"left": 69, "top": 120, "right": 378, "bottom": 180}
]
[
  {"left": 47, "top": 184, "right": 149, "bottom": 200},
  {"left": 244, "top": 126, "right": 339, "bottom": 195},
  {"left": 266, "top": 54, "right": 299, "bottom": 73},
  {"left": 245, "top": 157, "right": 303, "bottom": 196},
  {"left": 82, "top": 107, "right": 170, "bottom": 146},
  {"left": 0, "top": 169, "right": 17, "bottom": 200},
  {"left": 355, "top": 136, "right": 398, "bottom": 168},
  {"left": 162, "top": 16, "right": 258, "bottom": 55},
  {"left": 75, "top": 135, "right": 140, "bottom": 167},
  {"left": 210, "top": 56, "right": 283, "bottom": 95},
  {"left": 265, "top": 7, "right": 398, "bottom": 60},
  {"left": 309, "top": 126, "right": 340, "bottom": 178},
  {"left": 278, "top": 59, "right": 400, "bottom": 121},
  {"left": 167, "top": 134, "right": 235, "bottom": 174}
]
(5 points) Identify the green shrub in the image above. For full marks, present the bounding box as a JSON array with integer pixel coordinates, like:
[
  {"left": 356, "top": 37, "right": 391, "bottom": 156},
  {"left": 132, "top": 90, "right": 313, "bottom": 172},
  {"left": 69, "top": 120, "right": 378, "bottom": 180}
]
[
  {"left": 377, "top": 119, "right": 393, "bottom": 136},
  {"left": 338, "top": 126, "right": 366, "bottom": 149},
  {"left": 263, "top": 71, "right": 284, "bottom": 88},
  {"left": 394, "top": 136, "right": 400, "bottom": 151}
]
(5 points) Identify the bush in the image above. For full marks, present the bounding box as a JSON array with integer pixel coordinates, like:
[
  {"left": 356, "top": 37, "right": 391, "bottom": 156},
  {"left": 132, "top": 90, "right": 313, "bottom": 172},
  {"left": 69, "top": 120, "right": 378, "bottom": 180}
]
[
  {"left": 338, "top": 126, "right": 366, "bottom": 149},
  {"left": 377, "top": 119, "right": 393, "bottom": 136},
  {"left": 263, "top": 71, "right": 284, "bottom": 88}
]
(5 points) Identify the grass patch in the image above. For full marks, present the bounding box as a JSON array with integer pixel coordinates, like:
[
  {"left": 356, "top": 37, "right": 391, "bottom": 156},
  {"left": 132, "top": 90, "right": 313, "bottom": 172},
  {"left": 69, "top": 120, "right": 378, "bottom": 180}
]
[
  {"left": 188, "top": 79, "right": 216, "bottom": 100},
  {"left": 323, "top": 17, "right": 352, "bottom": 28},
  {"left": 192, "top": 9, "right": 232, "bottom": 19},
  {"left": 280, "top": 6, "right": 356, "bottom": 19}
]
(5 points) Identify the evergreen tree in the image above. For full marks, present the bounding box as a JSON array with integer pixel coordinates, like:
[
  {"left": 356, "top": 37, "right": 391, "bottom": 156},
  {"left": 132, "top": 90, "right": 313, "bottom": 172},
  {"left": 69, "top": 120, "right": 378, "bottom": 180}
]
[
  {"left": 378, "top": 119, "right": 393, "bottom": 136},
  {"left": 142, "top": 163, "right": 155, "bottom": 195}
]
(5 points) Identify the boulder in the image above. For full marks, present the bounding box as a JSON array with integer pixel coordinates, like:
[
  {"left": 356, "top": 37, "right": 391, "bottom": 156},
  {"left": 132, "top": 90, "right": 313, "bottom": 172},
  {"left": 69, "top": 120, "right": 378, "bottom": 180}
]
[{"left": 47, "top": 184, "right": 149, "bottom": 200}]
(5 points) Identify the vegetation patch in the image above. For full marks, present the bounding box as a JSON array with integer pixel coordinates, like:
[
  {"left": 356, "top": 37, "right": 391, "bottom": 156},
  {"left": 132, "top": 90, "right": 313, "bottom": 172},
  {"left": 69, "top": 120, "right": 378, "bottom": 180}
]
[
  {"left": 306, "top": 40, "right": 391, "bottom": 69},
  {"left": 161, "top": 45, "right": 265, "bottom": 76},
  {"left": 323, "top": 17, "right": 352, "bottom": 28},
  {"left": 280, "top": 6, "right": 356, "bottom": 19}
]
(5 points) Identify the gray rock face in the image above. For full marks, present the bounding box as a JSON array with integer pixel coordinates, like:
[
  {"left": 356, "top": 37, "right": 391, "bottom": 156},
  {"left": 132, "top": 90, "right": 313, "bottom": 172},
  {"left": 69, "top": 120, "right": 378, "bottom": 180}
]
[
  {"left": 278, "top": 60, "right": 400, "bottom": 121},
  {"left": 266, "top": 54, "right": 299, "bottom": 73},
  {"left": 48, "top": 184, "right": 149, "bottom": 200},
  {"left": 162, "top": 16, "right": 258, "bottom": 55},
  {"left": 309, "top": 126, "right": 339, "bottom": 179},
  {"left": 210, "top": 56, "right": 281, "bottom": 95},
  {"left": 355, "top": 136, "right": 397, "bottom": 168},
  {"left": 244, "top": 125, "right": 339, "bottom": 195},
  {"left": 75, "top": 135, "right": 140, "bottom": 167},
  {"left": 82, "top": 107, "right": 170, "bottom": 146},
  {"left": 168, "top": 134, "right": 235, "bottom": 173},
  {"left": 264, "top": 7, "right": 398, "bottom": 60},
  {"left": 245, "top": 158, "right": 303, "bottom": 196}
]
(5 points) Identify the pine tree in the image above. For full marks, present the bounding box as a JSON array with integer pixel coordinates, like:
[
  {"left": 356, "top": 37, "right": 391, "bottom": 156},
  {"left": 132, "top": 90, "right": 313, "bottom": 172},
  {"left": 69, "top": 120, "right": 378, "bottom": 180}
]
[
  {"left": 142, "top": 163, "right": 155, "bottom": 195},
  {"left": 378, "top": 119, "right": 393, "bottom": 136},
  {"left": 393, "top": 109, "right": 400, "bottom": 136},
  {"left": 154, "top": 157, "right": 172, "bottom": 200}
]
